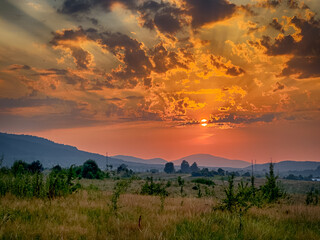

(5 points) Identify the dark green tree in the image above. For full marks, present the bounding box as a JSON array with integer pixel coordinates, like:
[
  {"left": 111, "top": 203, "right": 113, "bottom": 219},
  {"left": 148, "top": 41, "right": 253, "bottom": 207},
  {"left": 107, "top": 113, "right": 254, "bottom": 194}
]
[
  {"left": 180, "top": 160, "right": 190, "bottom": 173},
  {"left": 11, "top": 160, "right": 29, "bottom": 176},
  {"left": 218, "top": 168, "right": 225, "bottom": 176},
  {"left": 51, "top": 165, "right": 62, "bottom": 173},
  {"left": 261, "top": 162, "right": 284, "bottom": 202},
  {"left": 164, "top": 162, "right": 175, "bottom": 173},
  {"left": 28, "top": 160, "right": 43, "bottom": 174},
  {"left": 81, "top": 159, "right": 101, "bottom": 179},
  {"left": 190, "top": 162, "right": 200, "bottom": 173},
  {"left": 117, "top": 164, "right": 128, "bottom": 173}
]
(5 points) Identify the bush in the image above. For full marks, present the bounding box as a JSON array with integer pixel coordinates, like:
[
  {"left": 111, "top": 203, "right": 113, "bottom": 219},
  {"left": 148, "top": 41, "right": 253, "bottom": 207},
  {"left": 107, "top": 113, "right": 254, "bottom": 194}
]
[
  {"left": 0, "top": 164, "right": 80, "bottom": 199},
  {"left": 191, "top": 178, "right": 215, "bottom": 186},
  {"left": 81, "top": 160, "right": 103, "bottom": 179},
  {"left": 141, "top": 177, "right": 168, "bottom": 196}
]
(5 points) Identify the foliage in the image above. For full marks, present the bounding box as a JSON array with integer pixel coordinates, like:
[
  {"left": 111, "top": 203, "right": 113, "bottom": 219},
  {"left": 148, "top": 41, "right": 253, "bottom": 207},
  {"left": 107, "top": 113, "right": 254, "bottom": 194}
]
[
  {"left": 28, "top": 160, "right": 44, "bottom": 174},
  {"left": 117, "top": 164, "right": 134, "bottom": 178},
  {"left": 180, "top": 160, "right": 190, "bottom": 173},
  {"left": 11, "top": 160, "right": 29, "bottom": 176},
  {"left": 11, "top": 160, "right": 44, "bottom": 176},
  {"left": 191, "top": 168, "right": 218, "bottom": 177},
  {"left": 0, "top": 163, "right": 80, "bottom": 199},
  {"left": 177, "top": 176, "right": 185, "bottom": 196},
  {"left": 217, "top": 168, "right": 225, "bottom": 176},
  {"left": 164, "top": 162, "right": 175, "bottom": 174},
  {"left": 306, "top": 188, "right": 319, "bottom": 205},
  {"left": 218, "top": 174, "right": 257, "bottom": 231},
  {"left": 110, "top": 179, "right": 131, "bottom": 213},
  {"left": 81, "top": 159, "right": 103, "bottom": 179},
  {"left": 140, "top": 177, "right": 168, "bottom": 196},
  {"left": 190, "top": 162, "right": 200, "bottom": 173},
  {"left": 261, "top": 163, "right": 285, "bottom": 202},
  {"left": 191, "top": 178, "right": 215, "bottom": 186}
]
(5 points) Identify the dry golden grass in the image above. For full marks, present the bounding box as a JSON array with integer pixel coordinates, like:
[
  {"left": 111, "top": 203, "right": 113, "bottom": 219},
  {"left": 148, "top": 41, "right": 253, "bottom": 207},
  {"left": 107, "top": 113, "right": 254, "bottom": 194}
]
[{"left": 0, "top": 178, "right": 319, "bottom": 240}]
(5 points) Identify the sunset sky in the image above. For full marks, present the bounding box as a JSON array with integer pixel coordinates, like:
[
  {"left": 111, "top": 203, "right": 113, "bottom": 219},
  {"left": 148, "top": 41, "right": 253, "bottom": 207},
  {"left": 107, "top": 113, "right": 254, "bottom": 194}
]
[{"left": 0, "top": 0, "right": 319, "bottom": 162}]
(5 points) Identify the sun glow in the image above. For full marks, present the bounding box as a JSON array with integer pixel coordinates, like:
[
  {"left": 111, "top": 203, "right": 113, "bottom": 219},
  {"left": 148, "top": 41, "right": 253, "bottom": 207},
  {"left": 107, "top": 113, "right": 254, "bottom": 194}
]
[{"left": 201, "top": 118, "right": 208, "bottom": 127}]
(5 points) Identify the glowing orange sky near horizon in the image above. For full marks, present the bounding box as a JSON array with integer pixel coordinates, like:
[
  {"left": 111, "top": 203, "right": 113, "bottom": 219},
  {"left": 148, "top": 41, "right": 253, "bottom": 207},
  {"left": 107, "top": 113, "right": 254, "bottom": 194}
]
[{"left": 1, "top": 0, "right": 320, "bottom": 163}]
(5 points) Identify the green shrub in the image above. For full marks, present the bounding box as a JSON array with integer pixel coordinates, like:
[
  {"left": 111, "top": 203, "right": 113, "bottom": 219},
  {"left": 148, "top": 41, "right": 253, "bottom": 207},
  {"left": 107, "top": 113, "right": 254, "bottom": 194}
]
[{"left": 191, "top": 178, "right": 215, "bottom": 186}]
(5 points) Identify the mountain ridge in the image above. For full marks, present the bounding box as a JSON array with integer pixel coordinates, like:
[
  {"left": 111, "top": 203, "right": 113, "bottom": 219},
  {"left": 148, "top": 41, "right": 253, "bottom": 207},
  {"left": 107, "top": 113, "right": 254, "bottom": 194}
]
[
  {"left": 172, "top": 153, "right": 251, "bottom": 168},
  {"left": 1, "top": 132, "right": 319, "bottom": 173}
]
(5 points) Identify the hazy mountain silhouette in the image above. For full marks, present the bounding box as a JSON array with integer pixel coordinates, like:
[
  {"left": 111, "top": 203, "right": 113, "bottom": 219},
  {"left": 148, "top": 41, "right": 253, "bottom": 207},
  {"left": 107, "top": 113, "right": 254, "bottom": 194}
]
[
  {"left": 1, "top": 132, "right": 319, "bottom": 173},
  {"left": 245, "top": 161, "right": 320, "bottom": 174},
  {"left": 0, "top": 132, "right": 163, "bottom": 171},
  {"left": 112, "top": 155, "right": 167, "bottom": 165},
  {"left": 173, "top": 154, "right": 251, "bottom": 168}
]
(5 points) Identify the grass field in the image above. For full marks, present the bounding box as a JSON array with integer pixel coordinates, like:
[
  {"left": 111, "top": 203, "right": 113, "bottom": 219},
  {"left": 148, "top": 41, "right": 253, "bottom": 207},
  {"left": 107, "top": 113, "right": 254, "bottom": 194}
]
[{"left": 1, "top": 176, "right": 320, "bottom": 240}]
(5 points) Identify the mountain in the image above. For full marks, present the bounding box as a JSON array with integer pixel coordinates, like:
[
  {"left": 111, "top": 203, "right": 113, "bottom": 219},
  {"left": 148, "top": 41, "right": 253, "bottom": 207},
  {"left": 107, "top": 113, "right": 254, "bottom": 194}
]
[
  {"left": 2, "top": 132, "right": 319, "bottom": 174},
  {"left": 112, "top": 155, "right": 167, "bottom": 165},
  {"left": 0, "top": 132, "right": 164, "bottom": 171},
  {"left": 173, "top": 154, "right": 250, "bottom": 168},
  {"left": 244, "top": 161, "right": 320, "bottom": 174}
]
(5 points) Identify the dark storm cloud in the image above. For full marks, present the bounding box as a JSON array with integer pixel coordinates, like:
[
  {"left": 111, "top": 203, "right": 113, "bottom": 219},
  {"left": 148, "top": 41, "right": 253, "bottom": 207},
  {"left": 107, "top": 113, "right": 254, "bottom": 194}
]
[
  {"left": 286, "top": 0, "right": 308, "bottom": 9},
  {"left": 99, "top": 31, "right": 153, "bottom": 88},
  {"left": 287, "top": 0, "right": 299, "bottom": 9},
  {"left": 281, "top": 56, "right": 320, "bottom": 79},
  {"left": 184, "top": 0, "right": 236, "bottom": 28},
  {"left": 154, "top": 8, "right": 182, "bottom": 34},
  {"left": 149, "top": 43, "right": 188, "bottom": 73},
  {"left": 273, "top": 82, "right": 285, "bottom": 92},
  {"left": 31, "top": 68, "right": 86, "bottom": 86},
  {"left": 59, "top": 0, "right": 238, "bottom": 33},
  {"left": 59, "top": 0, "right": 137, "bottom": 14},
  {"left": 260, "top": 16, "right": 320, "bottom": 78},
  {"left": 211, "top": 113, "right": 277, "bottom": 124},
  {"left": 225, "top": 66, "right": 245, "bottom": 76},
  {"left": 259, "top": 0, "right": 281, "bottom": 8},
  {"left": 50, "top": 27, "right": 92, "bottom": 69},
  {"left": 125, "top": 95, "right": 144, "bottom": 100},
  {"left": 269, "top": 18, "right": 284, "bottom": 32},
  {"left": 138, "top": 1, "right": 185, "bottom": 34},
  {"left": 210, "top": 55, "right": 245, "bottom": 76},
  {"left": 33, "top": 68, "right": 68, "bottom": 76},
  {"left": 8, "top": 64, "right": 31, "bottom": 71},
  {"left": 50, "top": 27, "right": 192, "bottom": 88},
  {"left": 50, "top": 27, "right": 152, "bottom": 87},
  {"left": 69, "top": 46, "right": 92, "bottom": 69}
]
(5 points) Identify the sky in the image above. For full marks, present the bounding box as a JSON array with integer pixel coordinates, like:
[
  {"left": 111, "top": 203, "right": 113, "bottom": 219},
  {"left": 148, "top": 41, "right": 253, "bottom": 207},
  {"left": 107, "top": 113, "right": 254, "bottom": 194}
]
[{"left": 0, "top": 0, "right": 319, "bottom": 163}]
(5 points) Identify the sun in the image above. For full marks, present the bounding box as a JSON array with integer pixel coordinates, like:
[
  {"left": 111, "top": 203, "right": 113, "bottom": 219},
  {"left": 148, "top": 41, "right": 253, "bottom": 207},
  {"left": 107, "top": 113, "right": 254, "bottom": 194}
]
[{"left": 200, "top": 118, "right": 207, "bottom": 127}]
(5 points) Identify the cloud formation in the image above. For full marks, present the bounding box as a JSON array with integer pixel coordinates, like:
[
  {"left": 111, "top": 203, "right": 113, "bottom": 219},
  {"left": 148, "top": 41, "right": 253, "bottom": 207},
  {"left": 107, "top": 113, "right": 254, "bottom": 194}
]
[{"left": 261, "top": 16, "right": 320, "bottom": 78}]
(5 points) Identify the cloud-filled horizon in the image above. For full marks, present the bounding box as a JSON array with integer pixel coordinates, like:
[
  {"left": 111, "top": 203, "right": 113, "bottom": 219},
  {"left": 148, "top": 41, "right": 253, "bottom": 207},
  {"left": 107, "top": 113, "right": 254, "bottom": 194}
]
[{"left": 0, "top": 0, "right": 319, "bottom": 163}]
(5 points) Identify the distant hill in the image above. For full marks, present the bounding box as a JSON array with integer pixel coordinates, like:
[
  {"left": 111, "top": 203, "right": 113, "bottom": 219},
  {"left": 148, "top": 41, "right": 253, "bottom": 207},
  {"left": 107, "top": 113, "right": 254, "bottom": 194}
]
[
  {"left": 2, "top": 132, "right": 319, "bottom": 174},
  {"left": 245, "top": 161, "right": 320, "bottom": 175},
  {"left": 0, "top": 132, "right": 164, "bottom": 171},
  {"left": 112, "top": 155, "right": 167, "bottom": 165},
  {"left": 173, "top": 154, "right": 250, "bottom": 168}
]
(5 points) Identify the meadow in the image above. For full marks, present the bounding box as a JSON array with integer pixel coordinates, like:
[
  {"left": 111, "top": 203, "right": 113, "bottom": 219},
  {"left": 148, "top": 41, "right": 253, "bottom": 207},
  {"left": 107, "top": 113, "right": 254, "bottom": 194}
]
[{"left": 0, "top": 169, "right": 320, "bottom": 240}]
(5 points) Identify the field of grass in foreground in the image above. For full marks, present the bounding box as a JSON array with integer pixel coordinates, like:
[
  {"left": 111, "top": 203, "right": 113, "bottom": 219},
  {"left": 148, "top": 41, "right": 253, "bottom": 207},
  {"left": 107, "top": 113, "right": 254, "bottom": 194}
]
[{"left": 0, "top": 183, "right": 320, "bottom": 240}]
